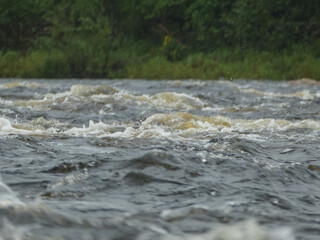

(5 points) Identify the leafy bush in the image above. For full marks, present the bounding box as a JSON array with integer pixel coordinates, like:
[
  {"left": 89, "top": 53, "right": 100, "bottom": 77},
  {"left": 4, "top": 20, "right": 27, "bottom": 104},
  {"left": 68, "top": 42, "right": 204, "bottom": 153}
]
[
  {"left": 1, "top": 0, "right": 320, "bottom": 79},
  {"left": 40, "top": 50, "right": 69, "bottom": 78},
  {"left": 41, "top": 0, "right": 112, "bottom": 78},
  {"left": 161, "top": 35, "right": 186, "bottom": 61},
  {"left": 0, "top": 0, "right": 50, "bottom": 50}
]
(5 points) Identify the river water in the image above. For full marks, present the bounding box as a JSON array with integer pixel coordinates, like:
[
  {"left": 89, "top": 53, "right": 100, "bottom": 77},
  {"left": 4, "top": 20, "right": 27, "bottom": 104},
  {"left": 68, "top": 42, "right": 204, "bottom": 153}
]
[{"left": 0, "top": 79, "right": 319, "bottom": 240}]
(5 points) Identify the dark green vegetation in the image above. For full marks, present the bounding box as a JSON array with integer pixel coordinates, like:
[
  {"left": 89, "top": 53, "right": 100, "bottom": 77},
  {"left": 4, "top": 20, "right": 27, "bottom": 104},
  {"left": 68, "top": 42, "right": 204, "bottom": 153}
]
[{"left": 1, "top": 0, "right": 320, "bottom": 79}]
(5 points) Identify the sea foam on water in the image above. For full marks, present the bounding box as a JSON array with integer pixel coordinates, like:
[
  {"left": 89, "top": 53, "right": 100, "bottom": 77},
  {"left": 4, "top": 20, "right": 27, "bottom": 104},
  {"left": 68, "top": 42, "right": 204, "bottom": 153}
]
[
  {"left": 164, "top": 220, "right": 295, "bottom": 240},
  {"left": 0, "top": 117, "right": 12, "bottom": 132}
]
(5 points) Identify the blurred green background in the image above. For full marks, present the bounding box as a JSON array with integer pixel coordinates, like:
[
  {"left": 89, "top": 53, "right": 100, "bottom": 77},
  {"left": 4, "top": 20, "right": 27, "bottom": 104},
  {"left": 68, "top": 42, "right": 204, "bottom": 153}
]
[{"left": 0, "top": 0, "right": 319, "bottom": 79}]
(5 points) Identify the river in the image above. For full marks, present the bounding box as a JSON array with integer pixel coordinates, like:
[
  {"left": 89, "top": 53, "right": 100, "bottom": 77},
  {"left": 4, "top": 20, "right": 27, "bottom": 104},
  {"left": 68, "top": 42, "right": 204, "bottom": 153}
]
[{"left": 0, "top": 79, "right": 319, "bottom": 240}]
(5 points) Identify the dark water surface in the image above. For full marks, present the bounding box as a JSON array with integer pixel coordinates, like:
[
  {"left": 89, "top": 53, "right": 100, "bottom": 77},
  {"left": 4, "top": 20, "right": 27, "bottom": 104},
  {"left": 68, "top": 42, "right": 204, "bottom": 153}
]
[{"left": 0, "top": 79, "right": 319, "bottom": 240}]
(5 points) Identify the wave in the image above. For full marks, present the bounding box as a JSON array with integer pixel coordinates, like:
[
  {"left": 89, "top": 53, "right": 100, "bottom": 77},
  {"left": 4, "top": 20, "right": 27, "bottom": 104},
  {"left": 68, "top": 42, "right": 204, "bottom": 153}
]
[
  {"left": 1, "top": 112, "right": 319, "bottom": 140},
  {"left": 221, "top": 80, "right": 320, "bottom": 100},
  {"left": 0, "top": 81, "right": 48, "bottom": 89},
  {"left": 163, "top": 219, "right": 295, "bottom": 240},
  {"left": 9, "top": 84, "right": 205, "bottom": 110}
]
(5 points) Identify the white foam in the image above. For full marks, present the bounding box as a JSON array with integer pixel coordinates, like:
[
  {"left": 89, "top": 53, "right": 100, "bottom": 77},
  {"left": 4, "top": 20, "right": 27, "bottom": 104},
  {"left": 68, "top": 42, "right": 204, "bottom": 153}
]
[
  {"left": 0, "top": 117, "right": 52, "bottom": 136},
  {"left": 66, "top": 120, "right": 126, "bottom": 137},
  {"left": 92, "top": 90, "right": 205, "bottom": 110},
  {"left": 163, "top": 220, "right": 295, "bottom": 240},
  {"left": 70, "top": 84, "right": 117, "bottom": 97},
  {"left": 65, "top": 120, "right": 176, "bottom": 140},
  {"left": 168, "top": 80, "right": 207, "bottom": 87},
  {"left": 11, "top": 84, "right": 116, "bottom": 109},
  {"left": 9, "top": 83, "right": 206, "bottom": 111},
  {"left": 48, "top": 171, "right": 89, "bottom": 190},
  {"left": 220, "top": 81, "right": 320, "bottom": 100},
  {"left": 1, "top": 112, "right": 320, "bottom": 141},
  {"left": 240, "top": 88, "right": 319, "bottom": 100},
  {"left": 0, "top": 117, "right": 13, "bottom": 132},
  {"left": 0, "top": 81, "right": 48, "bottom": 89},
  {"left": 142, "top": 113, "right": 320, "bottom": 134},
  {"left": 145, "top": 92, "right": 205, "bottom": 110}
]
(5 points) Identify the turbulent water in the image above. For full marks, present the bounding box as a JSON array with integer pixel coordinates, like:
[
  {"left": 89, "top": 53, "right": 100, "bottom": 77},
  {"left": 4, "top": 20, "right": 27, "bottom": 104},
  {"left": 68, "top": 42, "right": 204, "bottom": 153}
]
[{"left": 0, "top": 79, "right": 319, "bottom": 240}]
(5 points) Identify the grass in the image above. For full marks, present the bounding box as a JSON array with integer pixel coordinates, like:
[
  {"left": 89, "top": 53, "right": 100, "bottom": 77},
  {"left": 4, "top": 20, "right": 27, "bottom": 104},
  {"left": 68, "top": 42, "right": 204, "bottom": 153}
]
[
  {"left": 0, "top": 50, "right": 69, "bottom": 78},
  {"left": 127, "top": 47, "right": 320, "bottom": 80},
  {"left": 0, "top": 44, "right": 320, "bottom": 80}
]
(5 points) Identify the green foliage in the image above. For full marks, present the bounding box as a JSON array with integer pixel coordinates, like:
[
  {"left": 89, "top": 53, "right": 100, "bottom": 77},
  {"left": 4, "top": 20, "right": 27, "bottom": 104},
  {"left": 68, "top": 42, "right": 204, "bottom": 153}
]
[
  {"left": 184, "top": 1, "right": 233, "bottom": 49},
  {"left": 0, "top": 0, "right": 320, "bottom": 79},
  {"left": 227, "top": 0, "right": 320, "bottom": 49},
  {"left": 0, "top": 0, "right": 50, "bottom": 50},
  {"left": 127, "top": 0, "right": 320, "bottom": 50},
  {"left": 161, "top": 36, "right": 187, "bottom": 61},
  {"left": 127, "top": 47, "right": 320, "bottom": 80},
  {"left": 39, "top": 50, "right": 69, "bottom": 78},
  {"left": 0, "top": 51, "right": 47, "bottom": 78},
  {"left": 40, "top": 0, "right": 112, "bottom": 78}
]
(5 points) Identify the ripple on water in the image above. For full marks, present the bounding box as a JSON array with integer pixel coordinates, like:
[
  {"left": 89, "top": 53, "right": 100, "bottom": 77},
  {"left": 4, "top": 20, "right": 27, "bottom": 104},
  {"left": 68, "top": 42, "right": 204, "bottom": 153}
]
[{"left": 0, "top": 79, "right": 320, "bottom": 239}]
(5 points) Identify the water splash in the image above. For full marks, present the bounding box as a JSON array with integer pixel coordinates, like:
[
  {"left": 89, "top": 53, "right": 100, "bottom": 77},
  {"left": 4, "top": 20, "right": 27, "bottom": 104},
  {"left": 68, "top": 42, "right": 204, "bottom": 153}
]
[
  {"left": 0, "top": 81, "right": 47, "bottom": 89},
  {"left": 163, "top": 220, "right": 295, "bottom": 240},
  {"left": 1, "top": 113, "right": 320, "bottom": 140}
]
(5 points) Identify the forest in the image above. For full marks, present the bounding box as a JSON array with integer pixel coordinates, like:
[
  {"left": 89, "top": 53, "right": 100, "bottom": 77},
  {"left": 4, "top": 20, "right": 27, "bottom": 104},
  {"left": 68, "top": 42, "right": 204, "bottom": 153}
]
[{"left": 0, "top": 0, "right": 320, "bottom": 79}]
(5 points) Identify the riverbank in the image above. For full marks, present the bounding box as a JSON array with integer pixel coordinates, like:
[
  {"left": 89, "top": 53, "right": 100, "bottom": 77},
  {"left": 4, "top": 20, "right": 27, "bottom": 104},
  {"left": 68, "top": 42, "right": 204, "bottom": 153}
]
[
  {"left": 1, "top": 1, "right": 319, "bottom": 81},
  {"left": 1, "top": 45, "right": 319, "bottom": 80}
]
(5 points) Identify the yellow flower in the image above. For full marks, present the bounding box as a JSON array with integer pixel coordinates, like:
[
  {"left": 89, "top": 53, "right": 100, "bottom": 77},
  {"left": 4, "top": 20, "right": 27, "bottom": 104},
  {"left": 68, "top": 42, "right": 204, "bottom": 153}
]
[{"left": 163, "top": 35, "right": 171, "bottom": 46}]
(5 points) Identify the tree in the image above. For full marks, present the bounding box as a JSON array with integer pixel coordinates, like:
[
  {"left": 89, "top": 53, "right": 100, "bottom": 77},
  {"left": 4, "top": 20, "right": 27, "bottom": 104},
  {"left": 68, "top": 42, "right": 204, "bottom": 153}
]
[{"left": 0, "top": 0, "right": 50, "bottom": 50}]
